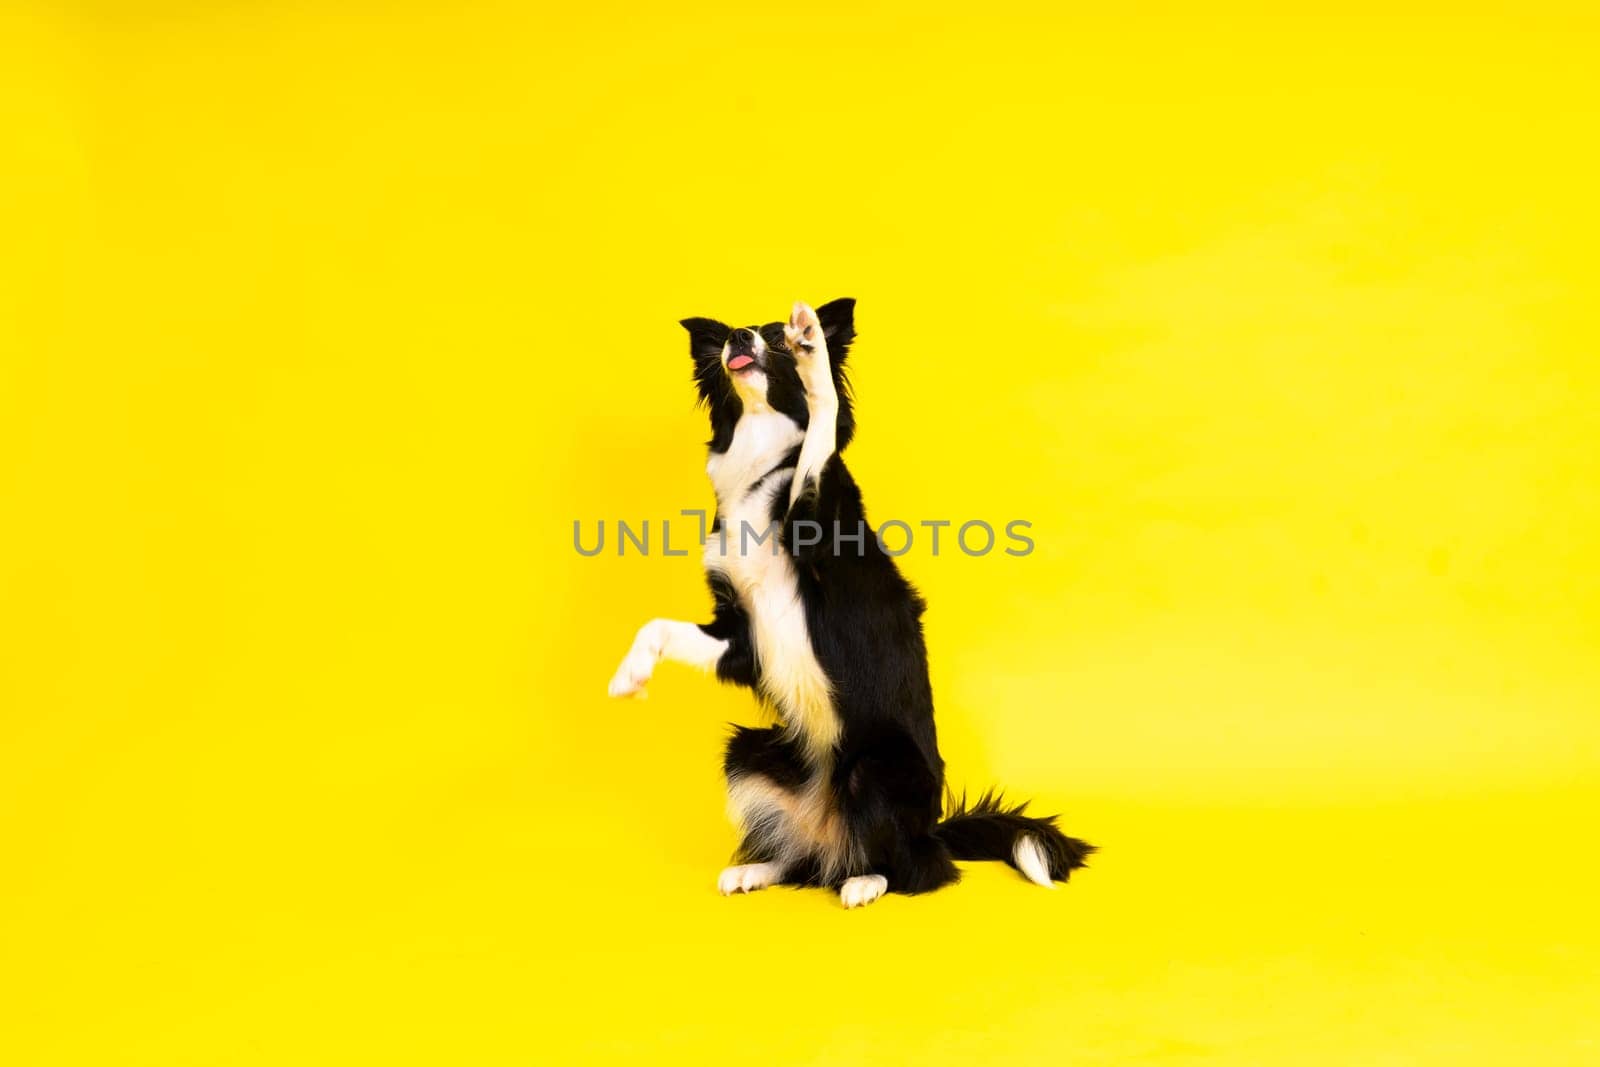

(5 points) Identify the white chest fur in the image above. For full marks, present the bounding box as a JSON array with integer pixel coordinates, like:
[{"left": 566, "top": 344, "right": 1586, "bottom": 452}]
[{"left": 704, "top": 412, "right": 840, "bottom": 761}]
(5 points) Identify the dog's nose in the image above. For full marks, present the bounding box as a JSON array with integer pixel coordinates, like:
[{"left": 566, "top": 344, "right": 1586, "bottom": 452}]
[{"left": 730, "top": 328, "right": 756, "bottom": 347}]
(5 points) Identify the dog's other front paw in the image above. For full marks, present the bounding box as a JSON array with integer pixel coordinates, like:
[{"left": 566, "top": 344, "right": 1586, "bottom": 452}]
[
  {"left": 606, "top": 624, "right": 660, "bottom": 698},
  {"left": 606, "top": 658, "right": 651, "bottom": 699}
]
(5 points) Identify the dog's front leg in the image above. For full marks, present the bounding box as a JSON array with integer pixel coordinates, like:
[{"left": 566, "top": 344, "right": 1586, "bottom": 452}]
[
  {"left": 607, "top": 619, "right": 729, "bottom": 699},
  {"left": 785, "top": 301, "right": 838, "bottom": 513}
]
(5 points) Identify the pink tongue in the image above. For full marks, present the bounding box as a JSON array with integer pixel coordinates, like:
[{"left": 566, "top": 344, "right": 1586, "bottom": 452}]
[{"left": 727, "top": 354, "right": 754, "bottom": 371}]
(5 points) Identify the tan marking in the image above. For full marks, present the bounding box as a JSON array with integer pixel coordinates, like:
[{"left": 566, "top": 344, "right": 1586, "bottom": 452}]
[{"left": 726, "top": 773, "right": 856, "bottom": 880}]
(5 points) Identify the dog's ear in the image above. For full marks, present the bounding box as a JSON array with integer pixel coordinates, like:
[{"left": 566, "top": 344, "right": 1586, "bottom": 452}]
[
  {"left": 680, "top": 317, "right": 730, "bottom": 363},
  {"left": 814, "top": 298, "right": 856, "bottom": 362},
  {"left": 681, "top": 317, "right": 732, "bottom": 409}
]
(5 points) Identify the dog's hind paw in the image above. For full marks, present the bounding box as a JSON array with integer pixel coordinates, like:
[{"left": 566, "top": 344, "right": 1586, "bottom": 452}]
[
  {"left": 718, "top": 863, "right": 783, "bottom": 895},
  {"left": 839, "top": 874, "right": 888, "bottom": 909}
]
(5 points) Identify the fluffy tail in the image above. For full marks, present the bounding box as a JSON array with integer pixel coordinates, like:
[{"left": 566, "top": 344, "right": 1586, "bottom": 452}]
[{"left": 934, "top": 790, "right": 1095, "bottom": 888}]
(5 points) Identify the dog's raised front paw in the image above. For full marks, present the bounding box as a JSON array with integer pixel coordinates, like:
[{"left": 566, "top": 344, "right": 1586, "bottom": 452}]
[{"left": 786, "top": 301, "right": 831, "bottom": 394}]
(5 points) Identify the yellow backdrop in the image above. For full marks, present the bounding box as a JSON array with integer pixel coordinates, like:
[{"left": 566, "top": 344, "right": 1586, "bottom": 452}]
[{"left": 4, "top": 3, "right": 1598, "bottom": 1063}]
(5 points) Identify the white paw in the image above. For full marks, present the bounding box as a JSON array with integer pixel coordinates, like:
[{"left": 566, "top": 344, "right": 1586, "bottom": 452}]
[
  {"left": 607, "top": 623, "right": 662, "bottom": 698},
  {"left": 786, "top": 301, "right": 822, "bottom": 351},
  {"left": 718, "top": 863, "right": 783, "bottom": 895},
  {"left": 606, "top": 648, "right": 654, "bottom": 699},
  {"left": 786, "top": 301, "right": 831, "bottom": 390},
  {"left": 839, "top": 874, "right": 888, "bottom": 909}
]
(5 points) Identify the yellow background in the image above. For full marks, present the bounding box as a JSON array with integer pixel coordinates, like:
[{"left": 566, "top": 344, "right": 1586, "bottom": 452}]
[{"left": 4, "top": 3, "right": 1598, "bottom": 1063}]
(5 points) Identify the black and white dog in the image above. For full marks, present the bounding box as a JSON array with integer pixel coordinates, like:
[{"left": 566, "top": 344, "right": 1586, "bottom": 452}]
[{"left": 609, "top": 299, "right": 1092, "bottom": 908}]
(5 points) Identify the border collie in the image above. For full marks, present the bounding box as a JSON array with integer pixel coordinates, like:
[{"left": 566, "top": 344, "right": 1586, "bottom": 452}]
[{"left": 608, "top": 299, "right": 1092, "bottom": 908}]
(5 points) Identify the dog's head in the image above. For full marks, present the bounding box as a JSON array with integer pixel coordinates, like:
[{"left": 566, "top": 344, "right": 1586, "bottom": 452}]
[{"left": 680, "top": 298, "right": 857, "bottom": 453}]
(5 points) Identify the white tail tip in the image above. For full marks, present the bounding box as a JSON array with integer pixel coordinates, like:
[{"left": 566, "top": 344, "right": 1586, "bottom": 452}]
[{"left": 1014, "top": 834, "right": 1055, "bottom": 888}]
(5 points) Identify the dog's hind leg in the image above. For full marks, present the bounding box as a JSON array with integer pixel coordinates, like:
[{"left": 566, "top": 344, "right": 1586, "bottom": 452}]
[
  {"left": 837, "top": 729, "right": 961, "bottom": 899},
  {"left": 721, "top": 726, "right": 845, "bottom": 894}
]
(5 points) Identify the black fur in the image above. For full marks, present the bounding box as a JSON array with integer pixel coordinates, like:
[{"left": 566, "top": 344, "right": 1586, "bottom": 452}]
[{"left": 674, "top": 298, "right": 1092, "bottom": 899}]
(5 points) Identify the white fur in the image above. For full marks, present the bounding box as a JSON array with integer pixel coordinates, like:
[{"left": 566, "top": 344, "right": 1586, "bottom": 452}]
[
  {"left": 839, "top": 874, "right": 888, "bottom": 909},
  {"left": 704, "top": 410, "right": 799, "bottom": 496},
  {"left": 789, "top": 397, "right": 836, "bottom": 509},
  {"left": 718, "top": 862, "right": 784, "bottom": 895},
  {"left": 1014, "top": 834, "right": 1055, "bottom": 888},
  {"left": 704, "top": 412, "right": 840, "bottom": 763},
  {"left": 607, "top": 618, "right": 729, "bottom": 698}
]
